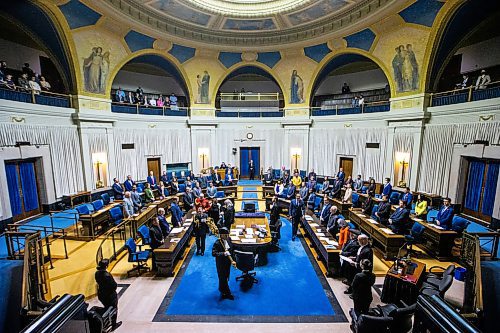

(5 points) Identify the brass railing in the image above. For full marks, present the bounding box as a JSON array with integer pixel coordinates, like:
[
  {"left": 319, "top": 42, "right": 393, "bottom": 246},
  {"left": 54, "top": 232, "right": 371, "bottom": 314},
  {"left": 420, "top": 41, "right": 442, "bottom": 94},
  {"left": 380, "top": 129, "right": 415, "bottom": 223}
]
[
  {"left": 429, "top": 80, "right": 500, "bottom": 107},
  {"left": 220, "top": 92, "right": 281, "bottom": 101}
]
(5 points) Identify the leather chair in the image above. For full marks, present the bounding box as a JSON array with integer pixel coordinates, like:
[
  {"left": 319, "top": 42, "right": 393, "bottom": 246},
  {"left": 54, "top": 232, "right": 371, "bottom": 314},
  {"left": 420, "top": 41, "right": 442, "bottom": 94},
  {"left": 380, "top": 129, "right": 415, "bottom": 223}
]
[
  {"left": 420, "top": 273, "right": 453, "bottom": 298},
  {"left": 372, "top": 303, "right": 416, "bottom": 333},
  {"left": 423, "top": 264, "right": 455, "bottom": 288},
  {"left": 215, "top": 191, "right": 225, "bottom": 198},
  {"left": 313, "top": 196, "right": 323, "bottom": 212},
  {"left": 349, "top": 308, "right": 392, "bottom": 333},
  {"left": 124, "top": 238, "right": 150, "bottom": 277},
  {"left": 137, "top": 225, "right": 151, "bottom": 246},
  {"left": 101, "top": 193, "right": 111, "bottom": 205},
  {"left": 371, "top": 204, "right": 379, "bottom": 221},
  {"left": 109, "top": 206, "right": 124, "bottom": 226},
  {"left": 87, "top": 305, "right": 116, "bottom": 333},
  {"left": 361, "top": 186, "right": 368, "bottom": 194},
  {"left": 76, "top": 204, "right": 91, "bottom": 215},
  {"left": 352, "top": 193, "right": 360, "bottom": 208},
  {"left": 234, "top": 250, "right": 258, "bottom": 283},
  {"left": 426, "top": 209, "right": 439, "bottom": 222},
  {"left": 404, "top": 222, "right": 426, "bottom": 256},
  {"left": 92, "top": 199, "right": 104, "bottom": 211},
  {"left": 389, "top": 192, "right": 400, "bottom": 205},
  {"left": 269, "top": 219, "right": 282, "bottom": 251},
  {"left": 451, "top": 216, "right": 470, "bottom": 233}
]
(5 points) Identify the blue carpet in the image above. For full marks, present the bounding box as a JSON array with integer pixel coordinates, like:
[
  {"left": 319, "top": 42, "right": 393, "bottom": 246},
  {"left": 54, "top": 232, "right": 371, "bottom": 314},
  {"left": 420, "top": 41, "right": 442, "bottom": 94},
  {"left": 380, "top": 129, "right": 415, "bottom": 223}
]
[
  {"left": 241, "top": 186, "right": 258, "bottom": 210},
  {"left": 154, "top": 216, "right": 346, "bottom": 322},
  {"left": 237, "top": 180, "right": 263, "bottom": 186}
]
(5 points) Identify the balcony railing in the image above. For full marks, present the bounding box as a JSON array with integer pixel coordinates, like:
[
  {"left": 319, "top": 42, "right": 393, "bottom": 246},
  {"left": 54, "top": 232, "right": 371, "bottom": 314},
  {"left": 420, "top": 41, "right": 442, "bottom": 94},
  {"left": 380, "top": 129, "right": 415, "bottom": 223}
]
[
  {"left": 429, "top": 81, "right": 500, "bottom": 107},
  {"left": 215, "top": 108, "right": 284, "bottom": 118},
  {"left": 0, "top": 85, "right": 72, "bottom": 108},
  {"left": 311, "top": 100, "right": 390, "bottom": 116},
  {"left": 219, "top": 92, "right": 281, "bottom": 101},
  {"left": 111, "top": 101, "right": 189, "bottom": 117}
]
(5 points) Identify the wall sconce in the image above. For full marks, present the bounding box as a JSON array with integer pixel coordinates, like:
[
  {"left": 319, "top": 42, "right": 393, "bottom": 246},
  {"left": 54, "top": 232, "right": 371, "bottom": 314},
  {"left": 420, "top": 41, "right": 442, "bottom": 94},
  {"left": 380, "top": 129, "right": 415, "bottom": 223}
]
[
  {"left": 291, "top": 148, "right": 302, "bottom": 171},
  {"left": 396, "top": 152, "right": 410, "bottom": 187},
  {"left": 92, "top": 152, "right": 107, "bottom": 189},
  {"left": 198, "top": 148, "right": 209, "bottom": 170}
]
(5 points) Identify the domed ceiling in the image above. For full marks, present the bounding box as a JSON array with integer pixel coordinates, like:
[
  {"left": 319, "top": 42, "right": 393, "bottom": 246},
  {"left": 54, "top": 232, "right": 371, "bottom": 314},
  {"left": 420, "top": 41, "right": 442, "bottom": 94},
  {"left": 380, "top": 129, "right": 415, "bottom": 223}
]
[{"left": 99, "top": 0, "right": 400, "bottom": 47}]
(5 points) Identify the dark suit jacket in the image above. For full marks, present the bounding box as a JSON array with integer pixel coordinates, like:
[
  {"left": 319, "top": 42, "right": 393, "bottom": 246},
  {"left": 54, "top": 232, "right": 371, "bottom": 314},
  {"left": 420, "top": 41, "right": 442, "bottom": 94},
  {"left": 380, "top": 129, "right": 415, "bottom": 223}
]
[
  {"left": 183, "top": 193, "right": 195, "bottom": 211},
  {"left": 264, "top": 173, "right": 273, "bottom": 184},
  {"left": 147, "top": 176, "right": 157, "bottom": 186},
  {"left": 362, "top": 197, "right": 375, "bottom": 215},
  {"left": 289, "top": 199, "right": 305, "bottom": 219},
  {"left": 212, "top": 238, "right": 234, "bottom": 273},
  {"left": 270, "top": 203, "right": 281, "bottom": 225},
  {"left": 149, "top": 225, "right": 163, "bottom": 249},
  {"left": 436, "top": 206, "right": 454, "bottom": 230},
  {"left": 382, "top": 183, "right": 392, "bottom": 196},
  {"left": 390, "top": 207, "right": 410, "bottom": 233},
  {"left": 95, "top": 269, "right": 117, "bottom": 305},
  {"left": 124, "top": 179, "right": 134, "bottom": 191},
  {"left": 319, "top": 203, "right": 332, "bottom": 225},
  {"left": 331, "top": 180, "right": 343, "bottom": 197},
  {"left": 158, "top": 215, "right": 170, "bottom": 237},
  {"left": 341, "top": 239, "right": 359, "bottom": 257},
  {"left": 377, "top": 201, "right": 391, "bottom": 224},
  {"left": 223, "top": 206, "right": 235, "bottom": 229},
  {"left": 112, "top": 183, "right": 124, "bottom": 199},
  {"left": 160, "top": 175, "right": 169, "bottom": 186},
  {"left": 170, "top": 203, "right": 183, "bottom": 227},
  {"left": 356, "top": 245, "right": 374, "bottom": 267},
  {"left": 285, "top": 185, "right": 296, "bottom": 199},
  {"left": 352, "top": 270, "right": 376, "bottom": 303},
  {"left": 194, "top": 213, "right": 209, "bottom": 236},
  {"left": 337, "top": 171, "right": 345, "bottom": 182}
]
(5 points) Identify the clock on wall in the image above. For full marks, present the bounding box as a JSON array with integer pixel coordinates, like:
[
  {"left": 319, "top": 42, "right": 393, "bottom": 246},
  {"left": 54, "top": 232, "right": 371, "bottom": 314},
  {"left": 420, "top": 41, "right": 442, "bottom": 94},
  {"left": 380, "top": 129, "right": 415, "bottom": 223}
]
[{"left": 246, "top": 133, "right": 254, "bottom": 140}]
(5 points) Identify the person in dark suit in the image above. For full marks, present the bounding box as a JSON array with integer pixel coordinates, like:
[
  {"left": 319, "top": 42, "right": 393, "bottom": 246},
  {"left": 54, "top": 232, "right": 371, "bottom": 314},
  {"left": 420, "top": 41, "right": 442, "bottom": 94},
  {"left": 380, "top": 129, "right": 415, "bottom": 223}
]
[
  {"left": 289, "top": 193, "right": 305, "bottom": 241},
  {"left": 367, "top": 178, "right": 376, "bottom": 196},
  {"left": 147, "top": 171, "right": 158, "bottom": 189},
  {"left": 269, "top": 196, "right": 281, "bottom": 227},
  {"left": 194, "top": 206, "right": 209, "bottom": 255},
  {"left": 170, "top": 197, "right": 183, "bottom": 227},
  {"left": 351, "top": 259, "right": 376, "bottom": 315},
  {"left": 284, "top": 184, "right": 296, "bottom": 200},
  {"left": 95, "top": 259, "right": 122, "bottom": 330},
  {"left": 326, "top": 206, "right": 341, "bottom": 238},
  {"left": 160, "top": 171, "right": 169, "bottom": 186},
  {"left": 308, "top": 168, "right": 317, "bottom": 180},
  {"left": 321, "top": 176, "right": 331, "bottom": 195},
  {"left": 281, "top": 171, "right": 291, "bottom": 186},
  {"left": 382, "top": 177, "right": 392, "bottom": 196},
  {"left": 340, "top": 230, "right": 360, "bottom": 282},
  {"left": 208, "top": 198, "right": 221, "bottom": 227},
  {"left": 249, "top": 160, "right": 255, "bottom": 180},
  {"left": 375, "top": 195, "right": 391, "bottom": 225},
  {"left": 212, "top": 227, "right": 235, "bottom": 300},
  {"left": 124, "top": 175, "right": 135, "bottom": 191},
  {"left": 263, "top": 169, "right": 273, "bottom": 186},
  {"left": 402, "top": 187, "right": 413, "bottom": 209},
  {"left": 337, "top": 167, "right": 345, "bottom": 182},
  {"left": 362, "top": 192, "right": 375, "bottom": 216},
  {"left": 149, "top": 217, "right": 164, "bottom": 271},
  {"left": 169, "top": 177, "right": 179, "bottom": 195},
  {"left": 211, "top": 170, "right": 222, "bottom": 186},
  {"left": 319, "top": 197, "right": 332, "bottom": 226},
  {"left": 183, "top": 187, "right": 195, "bottom": 212},
  {"left": 389, "top": 200, "right": 410, "bottom": 234},
  {"left": 344, "top": 234, "right": 373, "bottom": 294},
  {"left": 112, "top": 178, "right": 124, "bottom": 200},
  {"left": 331, "top": 176, "right": 343, "bottom": 199},
  {"left": 157, "top": 207, "right": 170, "bottom": 237},
  {"left": 435, "top": 197, "right": 454, "bottom": 230},
  {"left": 222, "top": 199, "right": 235, "bottom": 229}
]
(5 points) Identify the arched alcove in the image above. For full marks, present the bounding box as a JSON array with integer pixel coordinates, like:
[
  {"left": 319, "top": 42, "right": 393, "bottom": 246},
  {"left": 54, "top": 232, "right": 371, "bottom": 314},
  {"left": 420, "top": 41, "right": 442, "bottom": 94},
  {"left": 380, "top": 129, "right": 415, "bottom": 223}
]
[{"left": 310, "top": 53, "right": 391, "bottom": 111}]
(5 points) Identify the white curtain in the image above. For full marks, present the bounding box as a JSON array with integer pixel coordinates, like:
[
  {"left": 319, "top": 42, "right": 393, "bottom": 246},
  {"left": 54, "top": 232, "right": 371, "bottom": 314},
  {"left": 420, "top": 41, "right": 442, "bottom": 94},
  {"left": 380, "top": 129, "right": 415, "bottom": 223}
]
[
  {"left": 308, "top": 127, "right": 388, "bottom": 179},
  {"left": 0, "top": 123, "right": 84, "bottom": 197},
  {"left": 417, "top": 122, "right": 500, "bottom": 196},
  {"left": 113, "top": 128, "right": 191, "bottom": 181}
]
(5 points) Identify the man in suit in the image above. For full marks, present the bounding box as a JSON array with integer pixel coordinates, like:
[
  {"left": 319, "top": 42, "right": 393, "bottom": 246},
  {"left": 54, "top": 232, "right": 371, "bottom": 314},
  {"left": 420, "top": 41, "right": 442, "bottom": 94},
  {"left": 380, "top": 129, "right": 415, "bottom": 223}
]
[
  {"left": 223, "top": 199, "right": 235, "bottom": 229},
  {"left": 340, "top": 230, "right": 360, "bottom": 282},
  {"left": 224, "top": 172, "right": 233, "bottom": 186},
  {"left": 289, "top": 193, "right": 305, "bottom": 241},
  {"left": 157, "top": 207, "right": 170, "bottom": 237},
  {"left": 192, "top": 181, "right": 202, "bottom": 198},
  {"left": 263, "top": 169, "right": 273, "bottom": 186},
  {"left": 375, "top": 195, "right": 391, "bottom": 225},
  {"left": 131, "top": 185, "right": 142, "bottom": 212},
  {"left": 307, "top": 176, "right": 317, "bottom": 191},
  {"left": 281, "top": 171, "right": 290, "bottom": 186},
  {"left": 321, "top": 176, "right": 331, "bottom": 195},
  {"left": 147, "top": 171, "right": 158, "bottom": 189},
  {"left": 124, "top": 175, "right": 135, "bottom": 191},
  {"left": 337, "top": 167, "right": 345, "bottom": 182},
  {"left": 194, "top": 206, "right": 209, "bottom": 256},
  {"left": 353, "top": 175, "right": 363, "bottom": 192},
  {"left": 319, "top": 197, "right": 332, "bottom": 226},
  {"left": 299, "top": 181, "right": 308, "bottom": 199},
  {"left": 389, "top": 200, "right": 410, "bottom": 234},
  {"left": 435, "top": 197, "right": 454, "bottom": 230},
  {"left": 331, "top": 176, "right": 343, "bottom": 199},
  {"left": 95, "top": 259, "right": 122, "bottom": 330},
  {"left": 249, "top": 160, "right": 255, "bottom": 180},
  {"left": 382, "top": 177, "right": 392, "bottom": 196},
  {"left": 206, "top": 182, "right": 217, "bottom": 199},
  {"left": 170, "top": 197, "right": 183, "bottom": 228},
  {"left": 160, "top": 171, "right": 169, "bottom": 186},
  {"left": 362, "top": 192, "right": 375, "bottom": 216},
  {"left": 183, "top": 187, "right": 195, "bottom": 212},
  {"left": 212, "top": 170, "right": 222, "bottom": 186},
  {"left": 327, "top": 205, "right": 341, "bottom": 237},
  {"left": 345, "top": 234, "right": 373, "bottom": 294},
  {"left": 308, "top": 168, "right": 317, "bottom": 180},
  {"left": 149, "top": 217, "right": 164, "bottom": 271},
  {"left": 284, "top": 184, "right": 296, "bottom": 200},
  {"left": 351, "top": 259, "right": 376, "bottom": 315},
  {"left": 112, "top": 178, "right": 124, "bottom": 200},
  {"left": 123, "top": 192, "right": 134, "bottom": 217},
  {"left": 212, "top": 227, "right": 235, "bottom": 300},
  {"left": 402, "top": 187, "right": 413, "bottom": 209}
]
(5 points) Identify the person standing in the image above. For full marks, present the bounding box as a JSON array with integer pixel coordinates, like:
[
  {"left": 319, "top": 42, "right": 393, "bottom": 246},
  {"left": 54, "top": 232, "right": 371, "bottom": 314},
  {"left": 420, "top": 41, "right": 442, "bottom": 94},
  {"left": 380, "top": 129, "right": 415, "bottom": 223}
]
[
  {"left": 149, "top": 217, "right": 164, "bottom": 271},
  {"left": 208, "top": 198, "right": 221, "bottom": 227},
  {"left": 249, "top": 160, "right": 255, "bottom": 180},
  {"left": 112, "top": 178, "right": 124, "bottom": 200},
  {"left": 222, "top": 199, "right": 235, "bottom": 229},
  {"left": 170, "top": 197, "right": 184, "bottom": 227},
  {"left": 212, "top": 227, "right": 235, "bottom": 300},
  {"left": 95, "top": 259, "right": 122, "bottom": 331},
  {"left": 351, "top": 259, "right": 376, "bottom": 315},
  {"left": 289, "top": 193, "right": 305, "bottom": 241},
  {"left": 435, "top": 197, "right": 454, "bottom": 230},
  {"left": 194, "top": 206, "right": 209, "bottom": 256}
]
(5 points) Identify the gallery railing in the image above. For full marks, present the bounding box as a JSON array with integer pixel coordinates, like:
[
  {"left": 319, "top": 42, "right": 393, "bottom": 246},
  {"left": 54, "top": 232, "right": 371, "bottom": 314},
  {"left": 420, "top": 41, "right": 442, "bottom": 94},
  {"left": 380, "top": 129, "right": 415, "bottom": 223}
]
[
  {"left": 111, "top": 101, "right": 189, "bottom": 116},
  {"left": 429, "top": 81, "right": 500, "bottom": 107},
  {"left": 0, "top": 85, "right": 72, "bottom": 108},
  {"left": 311, "top": 100, "right": 390, "bottom": 116},
  {"left": 215, "top": 108, "right": 284, "bottom": 118}
]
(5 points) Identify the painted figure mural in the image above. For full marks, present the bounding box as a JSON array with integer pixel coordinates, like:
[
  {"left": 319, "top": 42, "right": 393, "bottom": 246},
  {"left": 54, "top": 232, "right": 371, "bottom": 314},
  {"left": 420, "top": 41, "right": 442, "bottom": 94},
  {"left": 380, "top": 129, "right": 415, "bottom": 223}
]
[
  {"left": 392, "top": 44, "right": 419, "bottom": 92},
  {"left": 83, "top": 47, "right": 110, "bottom": 94},
  {"left": 290, "top": 70, "right": 304, "bottom": 104},
  {"left": 197, "top": 71, "right": 210, "bottom": 104}
]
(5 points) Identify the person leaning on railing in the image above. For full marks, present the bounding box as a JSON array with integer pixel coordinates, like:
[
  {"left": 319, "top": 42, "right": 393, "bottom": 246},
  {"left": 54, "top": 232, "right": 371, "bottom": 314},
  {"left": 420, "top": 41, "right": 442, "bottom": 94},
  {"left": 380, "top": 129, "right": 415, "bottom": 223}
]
[{"left": 475, "top": 69, "right": 491, "bottom": 90}]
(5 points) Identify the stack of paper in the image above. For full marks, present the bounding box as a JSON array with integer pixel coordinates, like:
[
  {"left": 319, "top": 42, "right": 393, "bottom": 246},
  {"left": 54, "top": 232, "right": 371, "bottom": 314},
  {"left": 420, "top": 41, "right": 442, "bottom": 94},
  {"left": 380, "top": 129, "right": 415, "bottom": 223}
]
[
  {"left": 244, "top": 234, "right": 254, "bottom": 239},
  {"left": 182, "top": 222, "right": 191, "bottom": 227},
  {"left": 257, "top": 224, "right": 266, "bottom": 228},
  {"left": 241, "top": 238, "right": 257, "bottom": 243},
  {"left": 170, "top": 227, "right": 184, "bottom": 234},
  {"left": 305, "top": 215, "right": 313, "bottom": 221},
  {"left": 185, "top": 218, "right": 193, "bottom": 223},
  {"left": 236, "top": 225, "right": 245, "bottom": 229},
  {"left": 230, "top": 236, "right": 240, "bottom": 241},
  {"left": 310, "top": 223, "right": 319, "bottom": 227},
  {"left": 315, "top": 232, "right": 325, "bottom": 237},
  {"left": 429, "top": 224, "right": 444, "bottom": 230},
  {"left": 326, "top": 239, "right": 338, "bottom": 246},
  {"left": 367, "top": 219, "right": 379, "bottom": 224},
  {"left": 319, "top": 237, "right": 329, "bottom": 242},
  {"left": 325, "top": 245, "right": 336, "bottom": 249},
  {"left": 245, "top": 228, "right": 254, "bottom": 235},
  {"left": 316, "top": 229, "right": 323, "bottom": 233},
  {"left": 171, "top": 238, "right": 181, "bottom": 243},
  {"left": 380, "top": 228, "right": 395, "bottom": 235},
  {"left": 413, "top": 218, "right": 423, "bottom": 222},
  {"left": 358, "top": 214, "right": 366, "bottom": 217}
]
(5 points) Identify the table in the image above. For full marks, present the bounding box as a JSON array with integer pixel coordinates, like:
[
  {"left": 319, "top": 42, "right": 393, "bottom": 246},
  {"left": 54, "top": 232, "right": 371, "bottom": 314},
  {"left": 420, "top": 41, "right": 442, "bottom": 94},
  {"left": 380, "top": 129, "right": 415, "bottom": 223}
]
[
  {"left": 381, "top": 259, "right": 426, "bottom": 304},
  {"left": 230, "top": 214, "right": 272, "bottom": 251},
  {"left": 414, "top": 191, "right": 442, "bottom": 208},
  {"left": 409, "top": 215, "right": 457, "bottom": 260},
  {"left": 349, "top": 209, "right": 406, "bottom": 259},
  {"left": 331, "top": 198, "right": 352, "bottom": 216},
  {"left": 79, "top": 203, "right": 118, "bottom": 239},
  {"left": 300, "top": 210, "right": 341, "bottom": 276},
  {"left": 63, "top": 191, "right": 91, "bottom": 207},
  {"left": 154, "top": 210, "right": 196, "bottom": 277}
]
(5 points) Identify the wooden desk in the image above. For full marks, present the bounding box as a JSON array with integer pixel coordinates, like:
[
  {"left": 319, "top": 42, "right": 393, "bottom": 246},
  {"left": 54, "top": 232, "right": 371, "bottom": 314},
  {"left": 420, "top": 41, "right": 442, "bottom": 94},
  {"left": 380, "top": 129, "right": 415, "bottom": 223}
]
[
  {"left": 128, "top": 204, "right": 157, "bottom": 230},
  {"left": 381, "top": 259, "right": 426, "bottom": 304},
  {"left": 301, "top": 210, "right": 341, "bottom": 276},
  {"left": 79, "top": 203, "right": 118, "bottom": 239},
  {"left": 349, "top": 209, "right": 406, "bottom": 259},
  {"left": 277, "top": 198, "right": 291, "bottom": 213},
  {"left": 154, "top": 210, "right": 196, "bottom": 277},
  {"left": 414, "top": 191, "right": 442, "bottom": 208},
  {"left": 63, "top": 191, "right": 91, "bottom": 207},
  {"left": 331, "top": 198, "right": 352, "bottom": 216},
  {"left": 230, "top": 215, "right": 271, "bottom": 252},
  {"left": 410, "top": 216, "right": 457, "bottom": 260}
]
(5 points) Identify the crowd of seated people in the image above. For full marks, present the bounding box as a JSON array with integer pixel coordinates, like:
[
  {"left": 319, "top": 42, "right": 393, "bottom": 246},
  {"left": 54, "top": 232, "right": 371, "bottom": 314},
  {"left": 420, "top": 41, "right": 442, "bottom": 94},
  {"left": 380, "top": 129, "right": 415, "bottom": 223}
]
[
  {"left": 0, "top": 61, "right": 53, "bottom": 94},
  {"left": 113, "top": 86, "right": 180, "bottom": 109}
]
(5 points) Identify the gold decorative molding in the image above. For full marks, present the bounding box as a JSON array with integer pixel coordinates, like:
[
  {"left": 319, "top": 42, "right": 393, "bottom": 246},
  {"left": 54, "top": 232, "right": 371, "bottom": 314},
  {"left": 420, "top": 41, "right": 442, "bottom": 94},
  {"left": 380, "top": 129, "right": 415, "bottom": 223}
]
[
  {"left": 479, "top": 115, "right": 495, "bottom": 122},
  {"left": 153, "top": 39, "right": 172, "bottom": 51},
  {"left": 241, "top": 51, "right": 258, "bottom": 62},
  {"left": 11, "top": 116, "right": 26, "bottom": 123}
]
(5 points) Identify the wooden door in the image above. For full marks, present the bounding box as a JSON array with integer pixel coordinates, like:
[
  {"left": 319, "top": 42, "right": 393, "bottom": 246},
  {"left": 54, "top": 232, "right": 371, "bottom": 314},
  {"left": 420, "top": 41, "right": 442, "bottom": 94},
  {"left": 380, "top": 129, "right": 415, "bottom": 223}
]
[
  {"left": 5, "top": 160, "right": 41, "bottom": 222},
  {"left": 147, "top": 158, "right": 161, "bottom": 181},
  {"left": 340, "top": 157, "right": 354, "bottom": 178}
]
